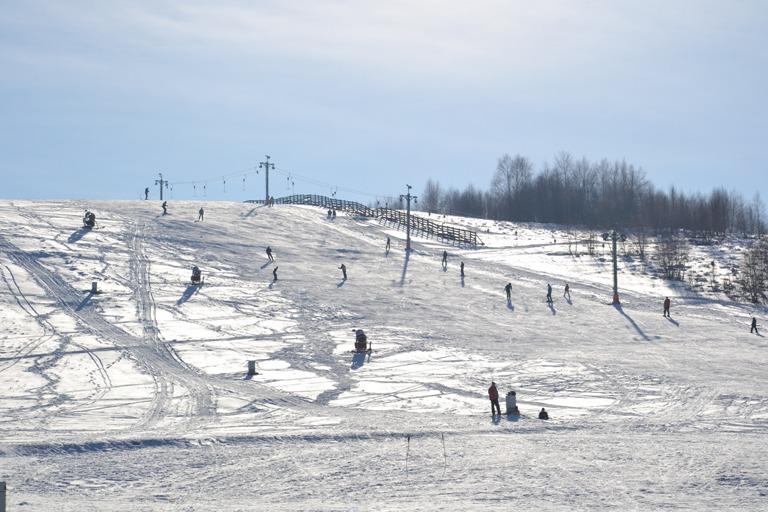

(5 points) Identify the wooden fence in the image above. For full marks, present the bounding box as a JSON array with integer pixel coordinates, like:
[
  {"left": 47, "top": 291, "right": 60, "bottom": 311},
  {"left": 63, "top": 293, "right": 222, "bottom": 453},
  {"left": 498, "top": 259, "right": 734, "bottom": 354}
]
[{"left": 246, "top": 194, "right": 482, "bottom": 247}]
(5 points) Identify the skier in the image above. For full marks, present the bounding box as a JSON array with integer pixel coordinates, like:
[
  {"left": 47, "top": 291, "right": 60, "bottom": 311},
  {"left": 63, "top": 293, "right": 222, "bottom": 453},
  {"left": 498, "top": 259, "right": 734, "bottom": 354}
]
[
  {"left": 442, "top": 250, "right": 448, "bottom": 268},
  {"left": 144, "top": 187, "right": 149, "bottom": 200},
  {"left": 386, "top": 236, "right": 391, "bottom": 253},
  {"left": 272, "top": 266, "right": 278, "bottom": 281},
  {"left": 538, "top": 408, "right": 549, "bottom": 420},
  {"left": 266, "top": 246, "right": 274, "bottom": 262},
  {"left": 162, "top": 201, "right": 168, "bottom": 215},
  {"left": 751, "top": 317, "right": 759, "bottom": 334},
  {"left": 191, "top": 265, "right": 202, "bottom": 284},
  {"left": 546, "top": 283, "right": 553, "bottom": 304},
  {"left": 564, "top": 283, "right": 571, "bottom": 300},
  {"left": 198, "top": 207, "right": 204, "bottom": 221},
  {"left": 488, "top": 382, "right": 501, "bottom": 416},
  {"left": 460, "top": 261, "right": 465, "bottom": 277},
  {"left": 339, "top": 263, "right": 347, "bottom": 280},
  {"left": 327, "top": 209, "right": 332, "bottom": 219},
  {"left": 504, "top": 282, "right": 512, "bottom": 301},
  {"left": 663, "top": 297, "right": 671, "bottom": 317},
  {"left": 332, "top": 208, "right": 336, "bottom": 219}
]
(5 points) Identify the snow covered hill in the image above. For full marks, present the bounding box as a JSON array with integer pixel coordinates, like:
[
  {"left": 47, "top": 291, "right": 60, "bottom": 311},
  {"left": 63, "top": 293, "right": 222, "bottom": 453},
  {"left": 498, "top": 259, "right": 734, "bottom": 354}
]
[{"left": 1, "top": 200, "right": 767, "bottom": 511}]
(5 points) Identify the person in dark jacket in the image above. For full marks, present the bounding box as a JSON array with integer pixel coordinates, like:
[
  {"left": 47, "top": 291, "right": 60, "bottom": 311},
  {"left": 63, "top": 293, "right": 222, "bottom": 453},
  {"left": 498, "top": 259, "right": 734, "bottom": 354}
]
[
  {"left": 460, "top": 261, "right": 465, "bottom": 277},
  {"left": 564, "top": 283, "right": 571, "bottom": 300},
  {"left": 442, "top": 250, "right": 448, "bottom": 269},
  {"left": 144, "top": 187, "right": 149, "bottom": 200},
  {"left": 339, "top": 263, "right": 347, "bottom": 280},
  {"left": 198, "top": 207, "right": 204, "bottom": 221},
  {"left": 663, "top": 297, "right": 671, "bottom": 317},
  {"left": 162, "top": 201, "right": 167, "bottom": 215},
  {"left": 505, "top": 282, "right": 512, "bottom": 301},
  {"left": 546, "top": 283, "right": 553, "bottom": 304},
  {"left": 751, "top": 317, "right": 759, "bottom": 334},
  {"left": 488, "top": 382, "right": 501, "bottom": 416},
  {"left": 272, "top": 267, "right": 278, "bottom": 281},
  {"left": 386, "top": 236, "right": 391, "bottom": 253},
  {"left": 539, "top": 408, "right": 549, "bottom": 420},
  {"left": 266, "top": 246, "right": 274, "bottom": 262}
]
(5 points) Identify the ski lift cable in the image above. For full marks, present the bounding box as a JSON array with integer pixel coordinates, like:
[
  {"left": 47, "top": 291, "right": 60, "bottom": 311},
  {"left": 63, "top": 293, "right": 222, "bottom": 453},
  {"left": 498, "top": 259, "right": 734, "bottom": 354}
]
[
  {"left": 169, "top": 166, "right": 258, "bottom": 187},
  {"left": 272, "top": 167, "right": 381, "bottom": 198}
]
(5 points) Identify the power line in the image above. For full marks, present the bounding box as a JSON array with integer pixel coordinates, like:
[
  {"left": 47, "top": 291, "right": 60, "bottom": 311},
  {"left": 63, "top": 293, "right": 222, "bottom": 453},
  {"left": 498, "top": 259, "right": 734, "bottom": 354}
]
[{"left": 165, "top": 160, "right": 395, "bottom": 201}]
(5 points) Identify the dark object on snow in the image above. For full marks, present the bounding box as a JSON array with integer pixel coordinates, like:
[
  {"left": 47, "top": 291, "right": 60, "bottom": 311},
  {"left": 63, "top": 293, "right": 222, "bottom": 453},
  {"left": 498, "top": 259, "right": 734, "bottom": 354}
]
[
  {"left": 386, "top": 236, "right": 391, "bottom": 252},
  {"left": 460, "top": 261, "right": 465, "bottom": 277},
  {"left": 546, "top": 283, "right": 553, "bottom": 304},
  {"left": 354, "top": 329, "right": 368, "bottom": 352},
  {"left": 198, "top": 207, "right": 204, "bottom": 221},
  {"left": 538, "top": 408, "right": 549, "bottom": 420},
  {"left": 505, "top": 282, "right": 512, "bottom": 300},
  {"left": 266, "top": 246, "right": 274, "bottom": 262},
  {"left": 144, "top": 187, "right": 149, "bottom": 200},
  {"left": 162, "top": 201, "right": 168, "bottom": 215},
  {"left": 488, "top": 382, "right": 500, "bottom": 416},
  {"left": 272, "top": 266, "right": 278, "bottom": 281},
  {"left": 339, "top": 263, "right": 347, "bottom": 280},
  {"left": 505, "top": 390, "right": 519, "bottom": 416},
  {"left": 564, "top": 283, "right": 571, "bottom": 300},
  {"left": 442, "top": 250, "right": 448, "bottom": 267},
  {"left": 751, "top": 317, "right": 759, "bottom": 334},
  {"left": 663, "top": 297, "right": 671, "bottom": 317},
  {"left": 83, "top": 211, "right": 96, "bottom": 229},
  {"left": 191, "top": 266, "right": 202, "bottom": 284},
  {"left": 332, "top": 209, "right": 336, "bottom": 219}
]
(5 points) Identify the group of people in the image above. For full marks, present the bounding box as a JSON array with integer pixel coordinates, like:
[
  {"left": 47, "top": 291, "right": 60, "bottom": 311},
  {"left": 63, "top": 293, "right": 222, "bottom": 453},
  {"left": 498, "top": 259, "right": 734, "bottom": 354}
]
[
  {"left": 488, "top": 382, "right": 548, "bottom": 420},
  {"left": 440, "top": 250, "right": 465, "bottom": 277}
]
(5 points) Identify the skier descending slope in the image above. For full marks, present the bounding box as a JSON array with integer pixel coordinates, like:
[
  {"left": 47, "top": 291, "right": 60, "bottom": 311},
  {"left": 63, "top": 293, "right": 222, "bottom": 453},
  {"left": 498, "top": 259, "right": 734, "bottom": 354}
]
[
  {"left": 272, "top": 267, "right": 278, "bottom": 281},
  {"left": 339, "top": 263, "right": 347, "bottom": 280},
  {"left": 546, "top": 283, "right": 553, "bottom": 304},
  {"left": 751, "top": 317, "right": 759, "bottom": 334},
  {"left": 266, "top": 246, "right": 274, "bottom": 262},
  {"left": 663, "top": 297, "right": 671, "bottom": 317},
  {"left": 505, "top": 282, "right": 512, "bottom": 301}
]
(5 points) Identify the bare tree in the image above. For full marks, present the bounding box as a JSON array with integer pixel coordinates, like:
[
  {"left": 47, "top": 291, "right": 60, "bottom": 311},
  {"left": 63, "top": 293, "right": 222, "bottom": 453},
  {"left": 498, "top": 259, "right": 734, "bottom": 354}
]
[
  {"left": 633, "top": 228, "right": 648, "bottom": 260},
  {"left": 656, "top": 233, "right": 690, "bottom": 280},
  {"left": 422, "top": 179, "right": 441, "bottom": 214},
  {"left": 738, "top": 240, "right": 768, "bottom": 303}
]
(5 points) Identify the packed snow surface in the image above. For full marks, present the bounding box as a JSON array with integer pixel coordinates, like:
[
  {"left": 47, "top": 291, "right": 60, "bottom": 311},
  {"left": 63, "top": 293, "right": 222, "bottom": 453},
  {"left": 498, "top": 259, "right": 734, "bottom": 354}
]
[{"left": 1, "top": 200, "right": 767, "bottom": 511}]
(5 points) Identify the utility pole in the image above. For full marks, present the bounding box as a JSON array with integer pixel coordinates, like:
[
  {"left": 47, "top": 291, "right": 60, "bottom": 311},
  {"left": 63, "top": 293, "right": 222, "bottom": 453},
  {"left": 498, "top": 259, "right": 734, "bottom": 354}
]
[
  {"left": 259, "top": 155, "right": 275, "bottom": 203},
  {"left": 602, "top": 228, "right": 627, "bottom": 304},
  {"left": 400, "top": 184, "right": 418, "bottom": 251},
  {"left": 154, "top": 172, "right": 168, "bottom": 201}
]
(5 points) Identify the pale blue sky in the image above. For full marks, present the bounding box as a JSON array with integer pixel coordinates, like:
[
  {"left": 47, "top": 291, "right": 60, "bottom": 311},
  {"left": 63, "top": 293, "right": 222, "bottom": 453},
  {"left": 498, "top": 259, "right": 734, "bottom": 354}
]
[{"left": 1, "top": 1, "right": 766, "bottom": 202}]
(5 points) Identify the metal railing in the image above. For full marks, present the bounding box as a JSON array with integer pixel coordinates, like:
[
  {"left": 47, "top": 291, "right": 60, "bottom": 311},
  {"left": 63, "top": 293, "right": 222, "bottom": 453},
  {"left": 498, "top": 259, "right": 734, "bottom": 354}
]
[{"left": 246, "top": 194, "right": 482, "bottom": 247}]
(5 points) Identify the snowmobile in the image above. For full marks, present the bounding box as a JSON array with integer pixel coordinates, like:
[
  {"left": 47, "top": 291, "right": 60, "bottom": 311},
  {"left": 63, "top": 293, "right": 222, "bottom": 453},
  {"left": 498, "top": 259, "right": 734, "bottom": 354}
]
[
  {"left": 83, "top": 211, "right": 96, "bottom": 229},
  {"left": 191, "top": 265, "right": 203, "bottom": 285},
  {"left": 353, "top": 329, "right": 370, "bottom": 353}
]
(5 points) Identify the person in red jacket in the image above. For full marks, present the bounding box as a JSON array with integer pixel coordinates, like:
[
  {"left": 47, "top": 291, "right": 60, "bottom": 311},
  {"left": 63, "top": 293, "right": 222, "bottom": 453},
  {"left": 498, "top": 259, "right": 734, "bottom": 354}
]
[{"left": 488, "top": 382, "right": 501, "bottom": 416}]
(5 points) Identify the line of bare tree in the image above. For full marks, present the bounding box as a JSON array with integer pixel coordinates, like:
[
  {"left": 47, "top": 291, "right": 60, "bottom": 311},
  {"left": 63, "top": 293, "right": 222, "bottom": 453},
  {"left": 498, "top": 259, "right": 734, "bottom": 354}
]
[{"left": 421, "top": 152, "right": 765, "bottom": 234}]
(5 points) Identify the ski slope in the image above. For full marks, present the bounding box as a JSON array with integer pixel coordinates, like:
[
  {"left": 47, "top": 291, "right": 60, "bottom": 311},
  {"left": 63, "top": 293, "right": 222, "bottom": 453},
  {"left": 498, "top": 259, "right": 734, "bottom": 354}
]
[{"left": 1, "top": 200, "right": 767, "bottom": 511}]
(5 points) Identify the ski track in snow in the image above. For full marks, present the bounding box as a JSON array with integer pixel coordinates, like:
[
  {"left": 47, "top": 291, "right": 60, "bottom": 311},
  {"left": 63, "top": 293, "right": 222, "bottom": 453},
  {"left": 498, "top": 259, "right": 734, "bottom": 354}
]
[{"left": 0, "top": 200, "right": 767, "bottom": 510}]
